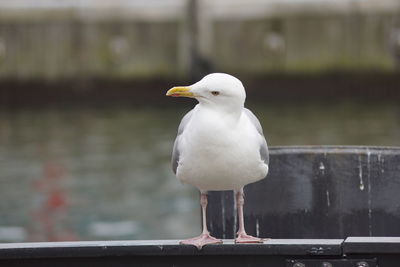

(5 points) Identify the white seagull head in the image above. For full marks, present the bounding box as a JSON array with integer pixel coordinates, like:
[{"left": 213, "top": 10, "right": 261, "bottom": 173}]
[{"left": 166, "top": 73, "right": 246, "bottom": 111}]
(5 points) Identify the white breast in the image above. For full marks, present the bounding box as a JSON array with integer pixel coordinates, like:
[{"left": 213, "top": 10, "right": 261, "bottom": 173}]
[{"left": 176, "top": 108, "right": 268, "bottom": 191}]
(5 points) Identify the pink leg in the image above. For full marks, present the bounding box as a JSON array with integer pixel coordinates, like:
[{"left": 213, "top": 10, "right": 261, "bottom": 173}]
[
  {"left": 180, "top": 192, "right": 222, "bottom": 249},
  {"left": 235, "top": 188, "right": 263, "bottom": 243}
]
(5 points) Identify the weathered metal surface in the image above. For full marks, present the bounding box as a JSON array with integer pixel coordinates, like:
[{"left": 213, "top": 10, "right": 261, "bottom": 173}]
[
  {"left": 208, "top": 146, "right": 400, "bottom": 239},
  {"left": 0, "top": 239, "right": 342, "bottom": 267},
  {"left": 344, "top": 237, "right": 400, "bottom": 254},
  {"left": 0, "top": 238, "right": 398, "bottom": 266},
  {"left": 0, "top": 239, "right": 343, "bottom": 259}
]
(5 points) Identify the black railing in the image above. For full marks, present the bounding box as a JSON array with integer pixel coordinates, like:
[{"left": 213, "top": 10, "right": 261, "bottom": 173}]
[{"left": 2, "top": 238, "right": 400, "bottom": 266}]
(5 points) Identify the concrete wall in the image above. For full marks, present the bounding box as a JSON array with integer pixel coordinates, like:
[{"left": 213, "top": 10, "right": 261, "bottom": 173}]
[{"left": 0, "top": 0, "right": 399, "bottom": 80}]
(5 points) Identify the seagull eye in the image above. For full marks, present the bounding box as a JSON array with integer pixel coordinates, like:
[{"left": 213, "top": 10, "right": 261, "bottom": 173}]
[{"left": 211, "top": 91, "right": 220, "bottom": 96}]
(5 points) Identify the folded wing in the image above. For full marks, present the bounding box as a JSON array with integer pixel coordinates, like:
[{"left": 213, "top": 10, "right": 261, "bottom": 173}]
[
  {"left": 244, "top": 108, "right": 269, "bottom": 165},
  {"left": 172, "top": 109, "right": 193, "bottom": 174}
]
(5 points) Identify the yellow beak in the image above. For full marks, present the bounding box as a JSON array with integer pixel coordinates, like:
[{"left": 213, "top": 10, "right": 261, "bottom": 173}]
[{"left": 166, "top": 86, "right": 195, "bottom": 98}]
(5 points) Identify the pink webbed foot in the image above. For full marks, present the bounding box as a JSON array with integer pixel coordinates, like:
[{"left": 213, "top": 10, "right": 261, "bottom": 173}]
[
  {"left": 180, "top": 233, "right": 222, "bottom": 249},
  {"left": 235, "top": 232, "right": 264, "bottom": 244}
]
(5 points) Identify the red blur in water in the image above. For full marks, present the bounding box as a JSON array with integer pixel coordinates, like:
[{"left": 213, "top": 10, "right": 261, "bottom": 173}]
[{"left": 31, "top": 161, "right": 78, "bottom": 241}]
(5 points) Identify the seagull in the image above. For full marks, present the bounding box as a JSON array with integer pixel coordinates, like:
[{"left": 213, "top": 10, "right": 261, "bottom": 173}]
[{"left": 166, "top": 73, "right": 269, "bottom": 249}]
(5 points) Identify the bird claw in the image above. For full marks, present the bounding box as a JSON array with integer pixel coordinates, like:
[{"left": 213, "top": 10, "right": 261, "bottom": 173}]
[
  {"left": 180, "top": 233, "right": 222, "bottom": 249},
  {"left": 235, "top": 233, "right": 264, "bottom": 244}
]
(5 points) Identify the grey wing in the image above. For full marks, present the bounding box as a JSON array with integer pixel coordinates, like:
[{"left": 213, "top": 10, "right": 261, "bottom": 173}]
[
  {"left": 244, "top": 108, "right": 269, "bottom": 165},
  {"left": 172, "top": 109, "right": 193, "bottom": 174}
]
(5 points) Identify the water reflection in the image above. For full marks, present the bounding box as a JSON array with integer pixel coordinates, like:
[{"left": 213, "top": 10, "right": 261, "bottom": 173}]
[{"left": 0, "top": 102, "right": 399, "bottom": 242}]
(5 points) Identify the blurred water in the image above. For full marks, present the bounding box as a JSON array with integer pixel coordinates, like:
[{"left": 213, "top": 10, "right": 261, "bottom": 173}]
[{"left": 0, "top": 101, "right": 399, "bottom": 242}]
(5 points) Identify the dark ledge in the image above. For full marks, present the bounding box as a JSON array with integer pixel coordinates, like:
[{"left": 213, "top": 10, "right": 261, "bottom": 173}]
[
  {"left": 0, "top": 239, "right": 343, "bottom": 259},
  {"left": 3, "top": 238, "right": 400, "bottom": 267},
  {"left": 344, "top": 237, "right": 400, "bottom": 254}
]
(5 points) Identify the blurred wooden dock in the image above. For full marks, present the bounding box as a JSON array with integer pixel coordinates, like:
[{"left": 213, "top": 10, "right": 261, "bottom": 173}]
[{"left": 0, "top": 0, "right": 399, "bottom": 81}]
